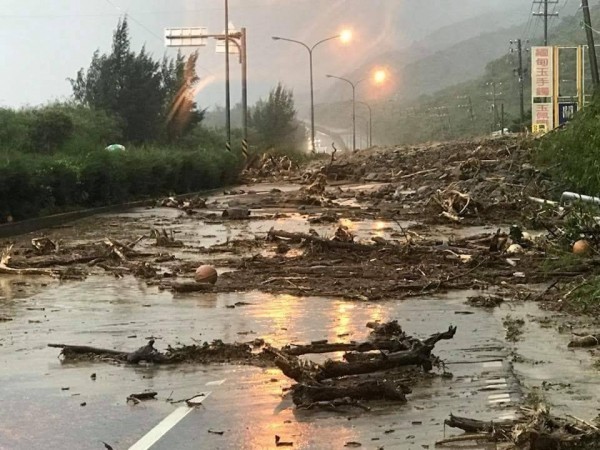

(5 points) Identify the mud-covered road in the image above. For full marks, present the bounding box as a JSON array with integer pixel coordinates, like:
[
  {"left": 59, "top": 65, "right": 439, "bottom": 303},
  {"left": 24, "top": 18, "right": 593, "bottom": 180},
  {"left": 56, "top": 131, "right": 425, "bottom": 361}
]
[{"left": 1, "top": 137, "right": 599, "bottom": 449}]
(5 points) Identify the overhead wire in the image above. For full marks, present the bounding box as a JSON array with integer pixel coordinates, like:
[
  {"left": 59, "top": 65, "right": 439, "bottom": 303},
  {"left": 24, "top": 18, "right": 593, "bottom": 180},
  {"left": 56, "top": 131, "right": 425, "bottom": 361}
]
[
  {"left": 102, "top": 0, "right": 214, "bottom": 76},
  {"left": 521, "top": 0, "right": 537, "bottom": 41}
]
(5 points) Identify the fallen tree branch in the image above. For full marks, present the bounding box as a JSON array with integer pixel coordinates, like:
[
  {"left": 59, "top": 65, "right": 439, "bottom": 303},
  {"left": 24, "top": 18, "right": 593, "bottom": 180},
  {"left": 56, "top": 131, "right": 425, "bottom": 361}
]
[
  {"left": 568, "top": 333, "right": 600, "bottom": 348},
  {"left": 267, "top": 228, "right": 375, "bottom": 251}
]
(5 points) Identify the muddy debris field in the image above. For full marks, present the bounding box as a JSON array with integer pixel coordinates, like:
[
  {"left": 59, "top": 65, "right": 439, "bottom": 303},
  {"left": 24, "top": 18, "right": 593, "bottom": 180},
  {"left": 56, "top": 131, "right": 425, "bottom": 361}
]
[{"left": 1, "top": 136, "right": 600, "bottom": 449}]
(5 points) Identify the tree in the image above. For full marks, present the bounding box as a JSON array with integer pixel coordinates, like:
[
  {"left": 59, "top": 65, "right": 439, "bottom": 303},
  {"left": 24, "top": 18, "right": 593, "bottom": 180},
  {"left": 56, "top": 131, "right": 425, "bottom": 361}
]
[
  {"left": 71, "top": 18, "right": 203, "bottom": 144},
  {"left": 165, "top": 51, "right": 205, "bottom": 142},
  {"left": 250, "top": 83, "right": 306, "bottom": 153}
]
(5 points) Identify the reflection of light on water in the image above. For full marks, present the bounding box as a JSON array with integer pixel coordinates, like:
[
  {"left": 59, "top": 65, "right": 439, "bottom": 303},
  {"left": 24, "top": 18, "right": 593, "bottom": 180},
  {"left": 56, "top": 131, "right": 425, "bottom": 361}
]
[
  {"left": 257, "top": 294, "right": 297, "bottom": 347},
  {"left": 372, "top": 220, "right": 387, "bottom": 238},
  {"left": 339, "top": 218, "right": 357, "bottom": 233},
  {"left": 332, "top": 302, "right": 354, "bottom": 339},
  {"left": 369, "top": 304, "right": 384, "bottom": 324}
]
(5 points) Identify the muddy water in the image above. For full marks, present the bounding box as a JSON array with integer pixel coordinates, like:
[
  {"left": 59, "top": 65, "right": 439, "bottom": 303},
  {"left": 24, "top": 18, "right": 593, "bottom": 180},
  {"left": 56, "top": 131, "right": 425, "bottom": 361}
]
[
  {"left": 0, "top": 277, "right": 598, "bottom": 449},
  {"left": 1, "top": 185, "right": 598, "bottom": 449},
  {"left": 0, "top": 277, "right": 516, "bottom": 450}
]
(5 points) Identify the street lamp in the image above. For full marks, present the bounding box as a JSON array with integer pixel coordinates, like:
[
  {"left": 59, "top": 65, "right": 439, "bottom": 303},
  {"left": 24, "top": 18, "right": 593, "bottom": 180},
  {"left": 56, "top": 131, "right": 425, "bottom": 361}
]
[
  {"left": 272, "top": 30, "right": 351, "bottom": 153},
  {"left": 326, "top": 70, "right": 386, "bottom": 151},
  {"left": 325, "top": 75, "right": 367, "bottom": 151}
]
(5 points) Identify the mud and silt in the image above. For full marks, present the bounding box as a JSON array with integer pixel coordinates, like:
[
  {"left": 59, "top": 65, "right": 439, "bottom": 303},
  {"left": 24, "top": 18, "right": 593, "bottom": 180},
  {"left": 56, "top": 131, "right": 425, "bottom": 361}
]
[{"left": 1, "top": 136, "right": 600, "bottom": 448}]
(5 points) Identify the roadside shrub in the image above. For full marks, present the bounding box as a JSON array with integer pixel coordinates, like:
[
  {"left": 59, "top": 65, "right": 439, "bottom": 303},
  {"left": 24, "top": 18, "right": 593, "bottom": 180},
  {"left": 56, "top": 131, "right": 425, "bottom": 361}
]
[
  {"left": 0, "top": 146, "right": 241, "bottom": 222},
  {"left": 537, "top": 90, "right": 600, "bottom": 195},
  {"left": 29, "top": 108, "right": 74, "bottom": 153}
]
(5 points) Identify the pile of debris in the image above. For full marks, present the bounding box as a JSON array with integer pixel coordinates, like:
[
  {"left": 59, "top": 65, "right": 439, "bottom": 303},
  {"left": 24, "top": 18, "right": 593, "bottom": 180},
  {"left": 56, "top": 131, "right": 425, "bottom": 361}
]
[
  {"left": 242, "top": 153, "right": 297, "bottom": 182},
  {"left": 306, "top": 137, "right": 556, "bottom": 224},
  {"left": 267, "top": 321, "right": 456, "bottom": 410},
  {"left": 441, "top": 407, "right": 600, "bottom": 449},
  {"left": 48, "top": 320, "right": 456, "bottom": 410},
  {"left": 157, "top": 195, "right": 207, "bottom": 213}
]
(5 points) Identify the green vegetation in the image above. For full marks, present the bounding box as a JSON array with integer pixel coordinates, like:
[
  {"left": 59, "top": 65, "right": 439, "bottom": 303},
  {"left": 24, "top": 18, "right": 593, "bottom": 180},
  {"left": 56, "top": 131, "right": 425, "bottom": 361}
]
[
  {"left": 0, "top": 18, "right": 308, "bottom": 222},
  {"left": 249, "top": 83, "right": 307, "bottom": 159},
  {"left": 71, "top": 18, "right": 204, "bottom": 144},
  {"left": 0, "top": 18, "right": 243, "bottom": 223},
  {"left": 537, "top": 91, "right": 600, "bottom": 196},
  {"left": 0, "top": 125, "right": 239, "bottom": 221}
]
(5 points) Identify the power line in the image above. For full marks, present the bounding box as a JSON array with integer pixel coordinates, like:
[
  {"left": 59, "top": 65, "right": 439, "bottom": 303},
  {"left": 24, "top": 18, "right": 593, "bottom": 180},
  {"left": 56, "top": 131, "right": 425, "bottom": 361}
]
[
  {"left": 104, "top": 0, "right": 164, "bottom": 43},
  {"left": 102, "top": 0, "right": 213, "bottom": 76},
  {"left": 533, "top": 0, "right": 560, "bottom": 45},
  {"left": 521, "top": 1, "right": 537, "bottom": 41}
]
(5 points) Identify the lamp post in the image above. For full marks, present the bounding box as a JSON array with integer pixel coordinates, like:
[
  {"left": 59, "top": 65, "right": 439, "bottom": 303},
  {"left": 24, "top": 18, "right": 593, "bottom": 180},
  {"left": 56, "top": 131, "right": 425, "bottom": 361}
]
[
  {"left": 272, "top": 31, "right": 351, "bottom": 153},
  {"left": 327, "top": 69, "right": 386, "bottom": 151},
  {"left": 356, "top": 101, "right": 372, "bottom": 147},
  {"left": 224, "top": 0, "right": 231, "bottom": 151},
  {"left": 326, "top": 75, "right": 365, "bottom": 151}
]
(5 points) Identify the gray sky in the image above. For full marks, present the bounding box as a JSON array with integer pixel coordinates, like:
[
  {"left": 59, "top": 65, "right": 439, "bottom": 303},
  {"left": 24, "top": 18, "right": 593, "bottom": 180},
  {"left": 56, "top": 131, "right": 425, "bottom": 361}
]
[{"left": 0, "top": 0, "right": 542, "bottom": 110}]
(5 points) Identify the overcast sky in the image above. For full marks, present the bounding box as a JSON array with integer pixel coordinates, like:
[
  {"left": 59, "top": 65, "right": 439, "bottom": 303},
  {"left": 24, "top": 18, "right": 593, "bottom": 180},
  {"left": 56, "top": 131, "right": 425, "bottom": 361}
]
[{"left": 0, "top": 0, "right": 553, "bottom": 110}]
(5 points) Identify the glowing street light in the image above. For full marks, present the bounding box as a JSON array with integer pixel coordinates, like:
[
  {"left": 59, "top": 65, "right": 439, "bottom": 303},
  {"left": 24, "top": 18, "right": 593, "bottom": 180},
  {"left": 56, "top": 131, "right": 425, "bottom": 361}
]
[
  {"left": 272, "top": 29, "right": 352, "bottom": 153},
  {"left": 374, "top": 69, "right": 387, "bottom": 85},
  {"left": 340, "top": 29, "right": 353, "bottom": 44},
  {"left": 326, "top": 68, "right": 387, "bottom": 151}
]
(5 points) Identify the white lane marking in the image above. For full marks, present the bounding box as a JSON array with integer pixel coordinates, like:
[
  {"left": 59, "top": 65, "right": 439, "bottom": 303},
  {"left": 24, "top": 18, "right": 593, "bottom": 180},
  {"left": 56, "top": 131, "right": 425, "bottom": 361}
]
[
  {"left": 486, "top": 378, "right": 507, "bottom": 384},
  {"left": 206, "top": 379, "right": 227, "bottom": 386},
  {"left": 488, "top": 398, "right": 512, "bottom": 404},
  {"left": 129, "top": 392, "right": 212, "bottom": 450},
  {"left": 482, "top": 361, "right": 503, "bottom": 368}
]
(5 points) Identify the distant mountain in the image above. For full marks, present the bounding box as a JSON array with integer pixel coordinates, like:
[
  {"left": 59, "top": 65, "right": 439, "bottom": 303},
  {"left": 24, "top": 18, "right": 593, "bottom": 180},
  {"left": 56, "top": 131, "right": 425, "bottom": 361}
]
[
  {"left": 321, "top": 7, "right": 529, "bottom": 103},
  {"left": 316, "top": 3, "right": 600, "bottom": 146}
]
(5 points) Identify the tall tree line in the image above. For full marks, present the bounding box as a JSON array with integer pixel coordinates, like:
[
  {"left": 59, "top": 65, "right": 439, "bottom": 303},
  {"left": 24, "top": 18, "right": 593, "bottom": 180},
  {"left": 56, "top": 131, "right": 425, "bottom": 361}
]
[{"left": 71, "top": 18, "right": 204, "bottom": 144}]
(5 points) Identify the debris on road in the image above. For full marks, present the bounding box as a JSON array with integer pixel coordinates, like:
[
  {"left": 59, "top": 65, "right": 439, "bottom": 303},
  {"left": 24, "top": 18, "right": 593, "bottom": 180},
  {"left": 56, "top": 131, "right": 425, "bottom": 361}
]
[
  {"left": 443, "top": 407, "right": 600, "bottom": 449},
  {"left": 48, "top": 320, "right": 456, "bottom": 411},
  {"left": 127, "top": 391, "right": 158, "bottom": 404}
]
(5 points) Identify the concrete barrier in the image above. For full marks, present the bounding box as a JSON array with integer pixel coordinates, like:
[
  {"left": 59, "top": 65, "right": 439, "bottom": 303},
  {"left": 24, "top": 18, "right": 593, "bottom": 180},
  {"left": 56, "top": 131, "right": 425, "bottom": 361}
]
[{"left": 0, "top": 187, "right": 227, "bottom": 239}]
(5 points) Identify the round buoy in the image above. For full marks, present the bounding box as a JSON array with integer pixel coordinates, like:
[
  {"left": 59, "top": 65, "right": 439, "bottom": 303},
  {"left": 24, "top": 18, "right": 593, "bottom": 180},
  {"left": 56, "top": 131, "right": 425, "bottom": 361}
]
[
  {"left": 573, "top": 240, "right": 591, "bottom": 256},
  {"left": 195, "top": 265, "right": 218, "bottom": 284},
  {"left": 506, "top": 243, "right": 524, "bottom": 255}
]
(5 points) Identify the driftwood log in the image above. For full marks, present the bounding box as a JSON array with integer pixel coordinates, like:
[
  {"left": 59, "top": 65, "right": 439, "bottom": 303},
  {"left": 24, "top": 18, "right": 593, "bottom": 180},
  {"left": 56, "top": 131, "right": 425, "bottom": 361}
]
[
  {"left": 316, "top": 326, "right": 457, "bottom": 380},
  {"left": 49, "top": 340, "right": 167, "bottom": 364},
  {"left": 1, "top": 245, "right": 55, "bottom": 276},
  {"left": 445, "top": 414, "right": 515, "bottom": 434},
  {"left": 282, "top": 325, "right": 456, "bottom": 357},
  {"left": 568, "top": 333, "right": 600, "bottom": 348},
  {"left": 292, "top": 380, "right": 409, "bottom": 406}
]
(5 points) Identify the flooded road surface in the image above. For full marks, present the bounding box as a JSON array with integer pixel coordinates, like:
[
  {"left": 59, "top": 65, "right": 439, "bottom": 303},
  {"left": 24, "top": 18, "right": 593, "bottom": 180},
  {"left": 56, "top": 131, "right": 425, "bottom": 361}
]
[
  {"left": 2, "top": 274, "right": 583, "bottom": 450},
  {"left": 1, "top": 185, "right": 599, "bottom": 449}
]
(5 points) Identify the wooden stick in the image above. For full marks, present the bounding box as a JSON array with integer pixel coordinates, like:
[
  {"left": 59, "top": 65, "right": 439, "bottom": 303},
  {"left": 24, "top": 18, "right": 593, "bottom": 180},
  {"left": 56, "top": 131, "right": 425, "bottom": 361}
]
[{"left": 435, "top": 433, "right": 492, "bottom": 446}]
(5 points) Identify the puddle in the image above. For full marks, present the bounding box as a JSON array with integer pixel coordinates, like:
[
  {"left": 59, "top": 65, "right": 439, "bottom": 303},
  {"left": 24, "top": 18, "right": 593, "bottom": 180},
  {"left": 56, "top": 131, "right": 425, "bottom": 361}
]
[
  {"left": 498, "top": 302, "right": 600, "bottom": 418},
  {"left": 0, "top": 280, "right": 527, "bottom": 449},
  {"left": 102, "top": 209, "right": 410, "bottom": 256}
]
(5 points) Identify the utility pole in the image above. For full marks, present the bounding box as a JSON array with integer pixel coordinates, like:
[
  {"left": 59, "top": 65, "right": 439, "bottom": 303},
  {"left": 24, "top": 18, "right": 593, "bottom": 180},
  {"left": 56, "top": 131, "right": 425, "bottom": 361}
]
[
  {"left": 224, "top": 0, "right": 231, "bottom": 151},
  {"left": 533, "top": 0, "right": 559, "bottom": 46},
  {"left": 486, "top": 82, "right": 503, "bottom": 130},
  {"left": 165, "top": 25, "right": 248, "bottom": 155},
  {"left": 241, "top": 27, "right": 248, "bottom": 157},
  {"left": 510, "top": 39, "right": 527, "bottom": 127},
  {"left": 501, "top": 103, "right": 505, "bottom": 134},
  {"left": 582, "top": 0, "right": 600, "bottom": 87},
  {"left": 457, "top": 95, "right": 475, "bottom": 121}
]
